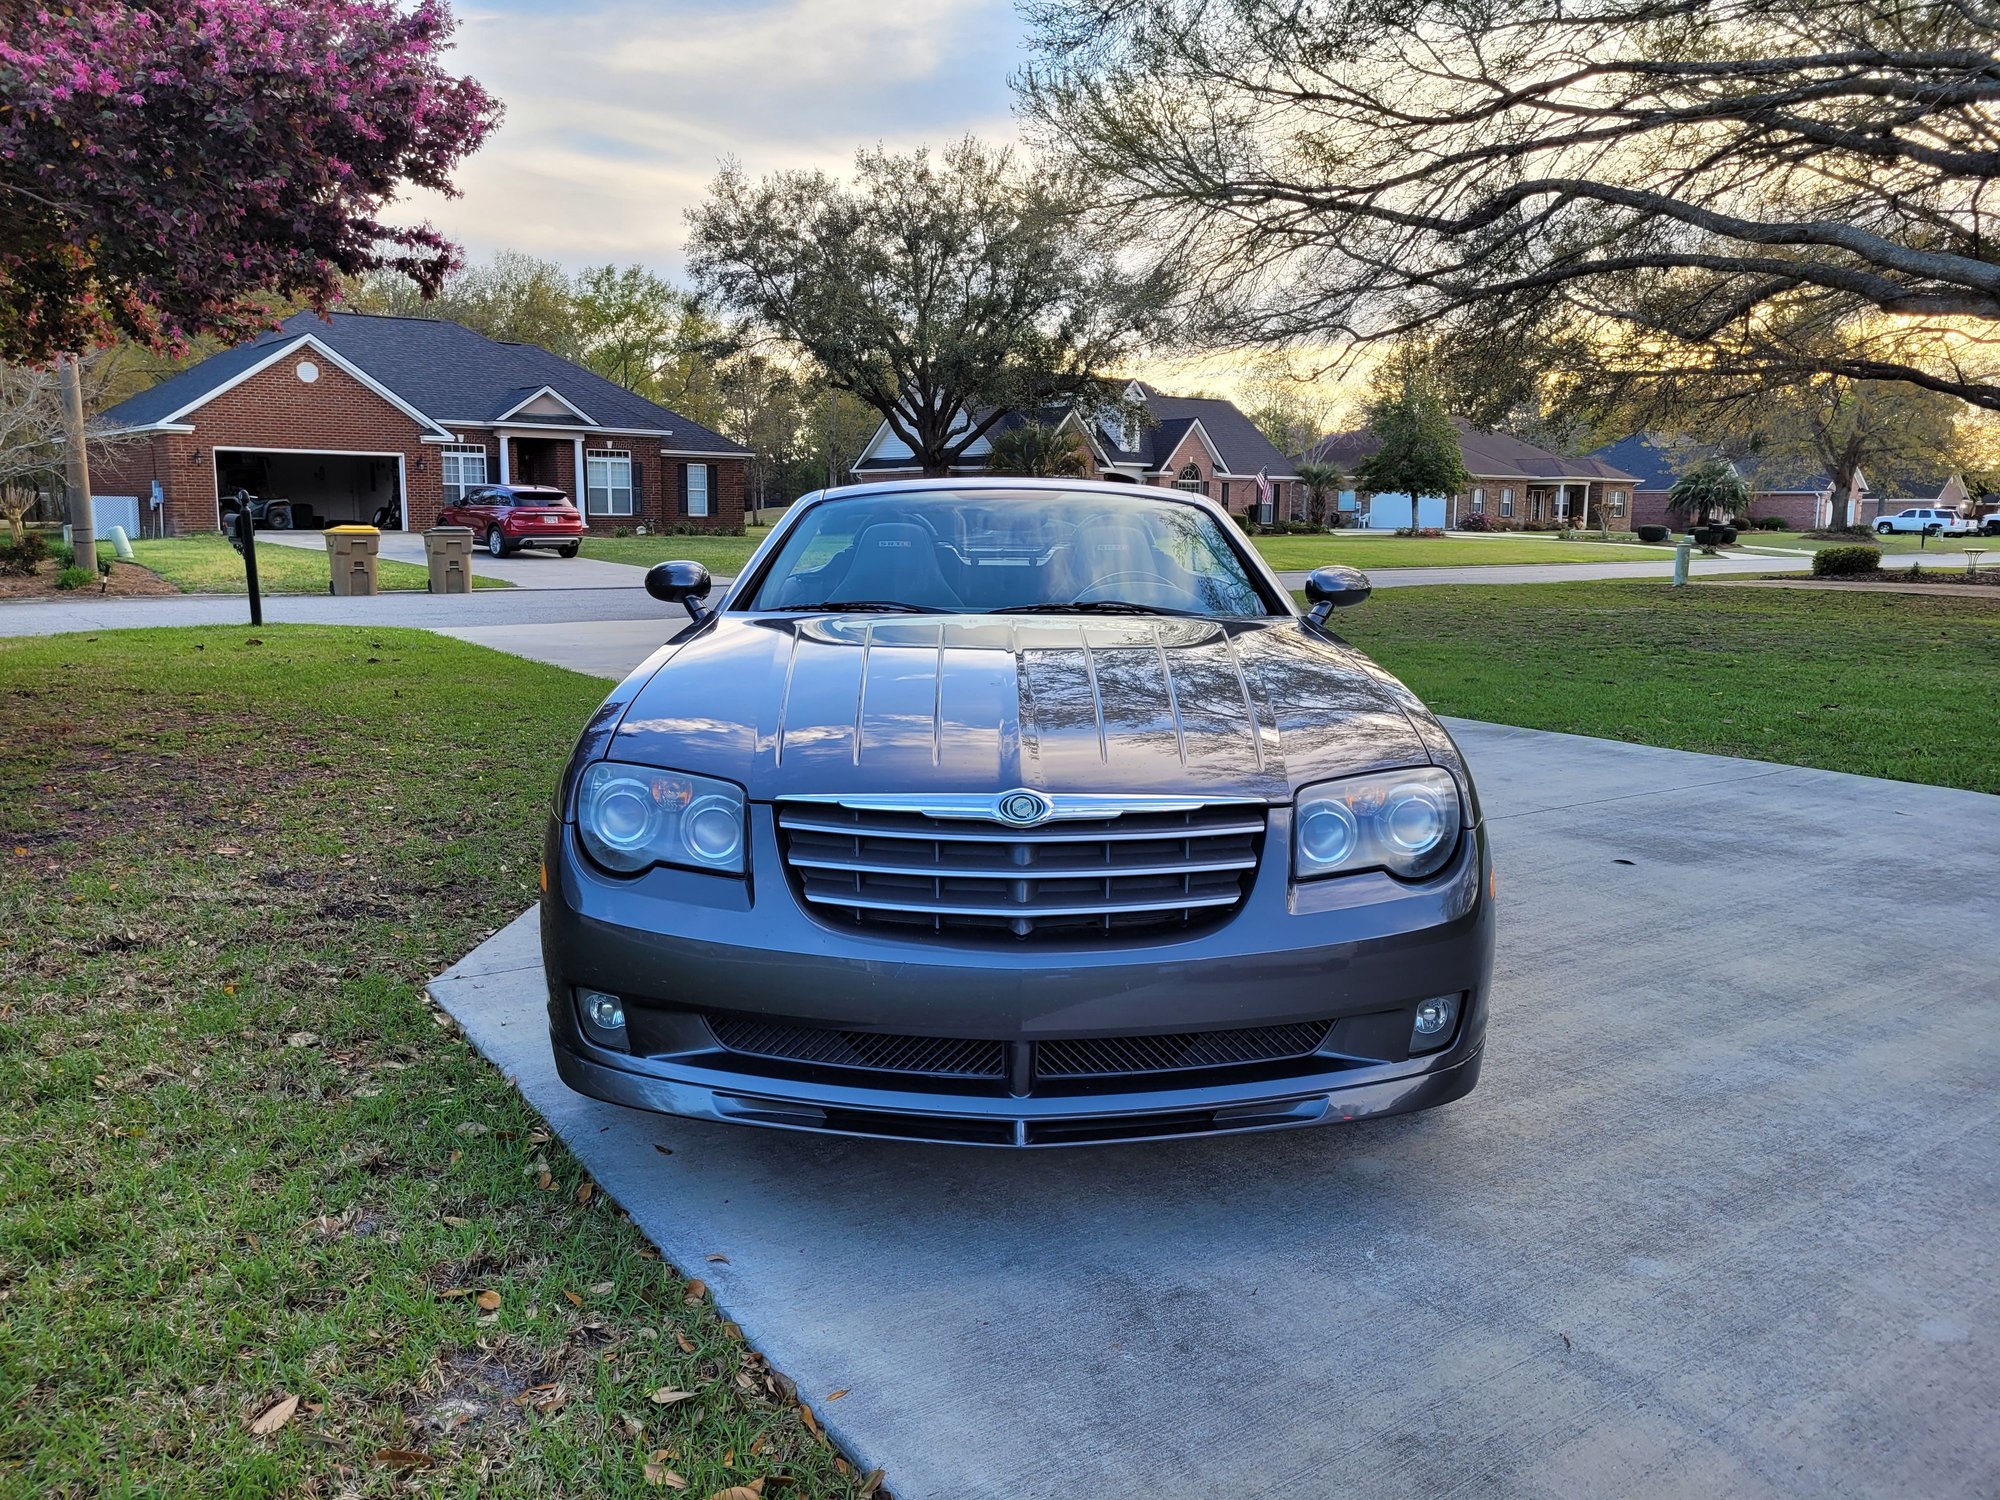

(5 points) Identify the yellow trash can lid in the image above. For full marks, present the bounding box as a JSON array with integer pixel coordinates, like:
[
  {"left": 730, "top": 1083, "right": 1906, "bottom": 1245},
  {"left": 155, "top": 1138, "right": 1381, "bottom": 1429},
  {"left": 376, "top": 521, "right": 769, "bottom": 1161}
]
[{"left": 326, "top": 525, "right": 381, "bottom": 534}]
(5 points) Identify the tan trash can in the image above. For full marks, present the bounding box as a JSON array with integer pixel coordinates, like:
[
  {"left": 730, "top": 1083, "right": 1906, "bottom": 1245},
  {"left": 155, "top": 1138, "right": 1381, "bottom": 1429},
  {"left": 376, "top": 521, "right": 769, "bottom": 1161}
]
[
  {"left": 423, "top": 525, "right": 475, "bottom": 594},
  {"left": 325, "top": 525, "right": 380, "bottom": 597}
]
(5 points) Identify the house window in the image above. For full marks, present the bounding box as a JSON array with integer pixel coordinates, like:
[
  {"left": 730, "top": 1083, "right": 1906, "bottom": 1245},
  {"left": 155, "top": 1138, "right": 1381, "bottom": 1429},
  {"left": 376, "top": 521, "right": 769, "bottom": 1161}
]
[
  {"left": 441, "top": 444, "right": 487, "bottom": 505},
  {"left": 1175, "top": 462, "right": 1204, "bottom": 493},
  {"left": 1500, "top": 488, "right": 1514, "bottom": 518},
  {"left": 685, "top": 462, "right": 711, "bottom": 518},
  {"left": 1610, "top": 489, "right": 1627, "bottom": 516},
  {"left": 1119, "top": 411, "right": 1142, "bottom": 451},
  {"left": 1471, "top": 487, "right": 1485, "bottom": 513},
  {"left": 586, "top": 449, "right": 634, "bottom": 516}
]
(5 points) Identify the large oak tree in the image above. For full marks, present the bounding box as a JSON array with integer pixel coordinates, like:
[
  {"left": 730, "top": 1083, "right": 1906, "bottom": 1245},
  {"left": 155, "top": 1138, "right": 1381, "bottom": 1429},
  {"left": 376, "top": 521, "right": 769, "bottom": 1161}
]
[
  {"left": 1020, "top": 0, "right": 2000, "bottom": 409},
  {"left": 686, "top": 139, "right": 1174, "bottom": 475}
]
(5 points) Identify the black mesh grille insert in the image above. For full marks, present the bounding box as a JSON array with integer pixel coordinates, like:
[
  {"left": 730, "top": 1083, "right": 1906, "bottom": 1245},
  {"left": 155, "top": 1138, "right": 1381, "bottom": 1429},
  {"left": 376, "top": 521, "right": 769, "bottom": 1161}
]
[
  {"left": 1035, "top": 1022, "right": 1333, "bottom": 1078},
  {"left": 706, "top": 1016, "right": 1007, "bottom": 1079}
]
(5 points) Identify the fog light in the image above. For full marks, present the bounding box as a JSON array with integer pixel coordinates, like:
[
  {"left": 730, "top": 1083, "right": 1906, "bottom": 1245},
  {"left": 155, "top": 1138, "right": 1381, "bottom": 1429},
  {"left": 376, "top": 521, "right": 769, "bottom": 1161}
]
[
  {"left": 579, "top": 989, "right": 629, "bottom": 1051},
  {"left": 1410, "top": 993, "right": 1460, "bottom": 1054}
]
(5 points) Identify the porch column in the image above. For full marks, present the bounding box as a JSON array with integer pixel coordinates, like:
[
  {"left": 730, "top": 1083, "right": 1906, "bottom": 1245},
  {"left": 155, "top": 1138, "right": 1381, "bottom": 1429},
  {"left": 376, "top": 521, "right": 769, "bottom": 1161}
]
[
  {"left": 573, "top": 436, "right": 586, "bottom": 512},
  {"left": 497, "top": 433, "right": 511, "bottom": 485},
  {"left": 1577, "top": 482, "right": 1590, "bottom": 531}
]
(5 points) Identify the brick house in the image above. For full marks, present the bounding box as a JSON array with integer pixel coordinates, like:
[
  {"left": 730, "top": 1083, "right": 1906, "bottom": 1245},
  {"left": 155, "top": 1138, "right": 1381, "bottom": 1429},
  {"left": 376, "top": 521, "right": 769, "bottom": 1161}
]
[
  {"left": 94, "top": 311, "right": 749, "bottom": 537},
  {"left": 850, "top": 382, "right": 1301, "bottom": 521},
  {"left": 1308, "top": 418, "right": 1639, "bottom": 529},
  {"left": 1587, "top": 433, "right": 1873, "bottom": 530}
]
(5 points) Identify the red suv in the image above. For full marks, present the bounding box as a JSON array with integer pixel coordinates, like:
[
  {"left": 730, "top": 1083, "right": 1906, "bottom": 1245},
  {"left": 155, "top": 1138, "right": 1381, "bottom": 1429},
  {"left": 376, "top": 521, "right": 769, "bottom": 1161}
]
[{"left": 440, "top": 484, "right": 587, "bottom": 558}]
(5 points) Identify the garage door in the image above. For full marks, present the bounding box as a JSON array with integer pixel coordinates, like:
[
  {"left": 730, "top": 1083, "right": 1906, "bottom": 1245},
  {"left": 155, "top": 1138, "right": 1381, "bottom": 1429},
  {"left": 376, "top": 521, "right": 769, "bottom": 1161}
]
[{"left": 214, "top": 450, "right": 404, "bottom": 530}]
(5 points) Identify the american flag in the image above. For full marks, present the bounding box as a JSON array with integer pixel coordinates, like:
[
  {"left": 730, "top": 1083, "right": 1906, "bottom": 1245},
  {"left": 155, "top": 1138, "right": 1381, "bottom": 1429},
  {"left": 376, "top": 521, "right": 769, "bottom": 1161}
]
[{"left": 1255, "top": 467, "right": 1273, "bottom": 512}]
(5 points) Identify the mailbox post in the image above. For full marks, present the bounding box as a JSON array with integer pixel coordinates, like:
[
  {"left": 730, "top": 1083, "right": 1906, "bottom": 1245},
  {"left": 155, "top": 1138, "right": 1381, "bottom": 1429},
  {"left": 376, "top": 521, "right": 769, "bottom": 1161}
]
[{"left": 224, "top": 489, "right": 264, "bottom": 626}]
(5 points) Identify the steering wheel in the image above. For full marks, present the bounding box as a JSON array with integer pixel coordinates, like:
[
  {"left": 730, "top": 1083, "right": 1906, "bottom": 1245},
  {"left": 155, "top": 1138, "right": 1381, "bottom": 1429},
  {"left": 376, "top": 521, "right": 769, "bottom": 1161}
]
[{"left": 1075, "top": 570, "right": 1176, "bottom": 603}]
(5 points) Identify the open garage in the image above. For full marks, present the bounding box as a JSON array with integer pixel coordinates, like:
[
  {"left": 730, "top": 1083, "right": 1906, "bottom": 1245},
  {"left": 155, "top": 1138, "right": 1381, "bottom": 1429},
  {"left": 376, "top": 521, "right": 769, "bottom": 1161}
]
[{"left": 213, "top": 447, "right": 406, "bottom": 532}]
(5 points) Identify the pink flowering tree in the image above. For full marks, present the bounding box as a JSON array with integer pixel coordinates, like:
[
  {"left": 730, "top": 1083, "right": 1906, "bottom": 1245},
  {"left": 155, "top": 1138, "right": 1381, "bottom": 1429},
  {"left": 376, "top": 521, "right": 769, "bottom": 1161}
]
[{"left": 0, "top": 0, "right": 498, "bottom": 363}]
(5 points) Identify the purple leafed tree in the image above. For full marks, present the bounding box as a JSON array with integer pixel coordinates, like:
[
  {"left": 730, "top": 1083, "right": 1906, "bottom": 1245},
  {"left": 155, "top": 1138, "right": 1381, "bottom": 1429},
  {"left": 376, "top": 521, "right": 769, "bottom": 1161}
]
[{"left": 0, "top": 0, "right": 499, "bottom": 363}]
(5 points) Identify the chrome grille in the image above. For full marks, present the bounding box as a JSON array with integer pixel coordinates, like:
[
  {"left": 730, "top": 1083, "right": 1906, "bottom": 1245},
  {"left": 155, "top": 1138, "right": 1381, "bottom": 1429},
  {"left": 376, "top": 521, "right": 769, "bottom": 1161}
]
[
  {"left": 707, "top": 1016, "right": 1006, "bottom": 1078},
  {"left": 1036, "top": 1022, "right": 1332, "bottom": 1078},
  {"left": 777, "top": 801, "right": 1265, "bottom": 940}
]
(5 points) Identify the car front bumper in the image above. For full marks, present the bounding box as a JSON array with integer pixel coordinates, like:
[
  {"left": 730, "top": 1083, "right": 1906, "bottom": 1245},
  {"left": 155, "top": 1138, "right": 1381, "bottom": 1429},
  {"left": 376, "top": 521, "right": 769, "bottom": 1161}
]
[{"left": 539, "top": 806, "right": 1495, "bottom": 1147}]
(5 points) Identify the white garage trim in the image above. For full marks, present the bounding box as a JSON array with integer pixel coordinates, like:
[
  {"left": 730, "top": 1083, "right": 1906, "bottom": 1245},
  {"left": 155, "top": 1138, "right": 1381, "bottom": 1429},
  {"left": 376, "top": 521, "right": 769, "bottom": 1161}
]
[{"left": 211, "top": 445, "right": 409, "bottom": 531}]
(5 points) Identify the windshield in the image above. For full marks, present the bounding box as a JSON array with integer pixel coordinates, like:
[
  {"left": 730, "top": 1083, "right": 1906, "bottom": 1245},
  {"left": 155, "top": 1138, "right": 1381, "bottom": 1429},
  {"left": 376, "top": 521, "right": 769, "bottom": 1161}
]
[{"left": 743, "top": 489, "right": 1274, "bottom": 617}]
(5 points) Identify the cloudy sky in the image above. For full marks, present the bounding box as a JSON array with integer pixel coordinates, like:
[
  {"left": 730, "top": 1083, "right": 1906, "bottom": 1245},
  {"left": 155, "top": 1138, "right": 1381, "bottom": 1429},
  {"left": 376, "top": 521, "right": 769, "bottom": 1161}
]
[{"left": 394, "top": 0, "right": 1027, "bottom": 274}]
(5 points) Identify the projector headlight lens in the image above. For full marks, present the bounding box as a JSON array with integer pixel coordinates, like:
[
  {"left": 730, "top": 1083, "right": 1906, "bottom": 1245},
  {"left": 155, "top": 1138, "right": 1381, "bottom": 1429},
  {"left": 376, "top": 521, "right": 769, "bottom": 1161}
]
[
  {"left": 575, "top": 761, "right": 747, "bottom": 876},
  {"left": 1294, "top": 767, "right": 1462, "bottom": 881}
]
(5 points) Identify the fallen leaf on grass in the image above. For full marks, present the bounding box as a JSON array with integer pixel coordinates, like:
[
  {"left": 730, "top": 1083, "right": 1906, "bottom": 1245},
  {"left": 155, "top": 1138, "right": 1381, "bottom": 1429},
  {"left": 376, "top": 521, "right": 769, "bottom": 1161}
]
[
  {"left": 536, "top": 1171, "right": 554, "bottom": 1191},
  {"left": 562, "top": 1289, "right": 583, "bottom": 1308},
  {"left": 454, "top": 1121, "right": 489, "bottom": 1136},
  {"left": 285, "top": 1031, "right": 318, "bottom": 1049},
  {"left": 649, "top": 1387, "right": 696, "bottom": 1407},
  {"left": 576, "top": 1181, "right": 594, "bottom": 1206},
  {"left": 705, "top": 1483, "right": 764, "bottom": 1500},
  {"left": 438, "top": 1287, "right": 471, "bottom": 1300},
  {"left": 440, "top": 1215, "right": 470, "bottom": 1228},
  {"left": 589, "top": 1280, "right": 615, "bottom": 1295},
  {"left": 798, "top": 1404, "right": 820, "bottom": 1438},
  {"left": 860, "top": 1467, "right": 885, "bottom": 1496},
  {"left": 475, "top": 1289, "right": 501, "bottom": 1312},
  {"left": 674, "top": 1330, "right": 696, "bottom": 1354},
  {"left": 248, "top": 1393, "right": 299, "bottom": 1435},
  {"left": 644, "top": 1455, "right": 689, "bottom": 1489},
  {"left": 682, "top": 1279, "right": 707, "bottom": 1305},
  {"left": 375, "top": 1448, "right": 435, "bottom": 1469}
]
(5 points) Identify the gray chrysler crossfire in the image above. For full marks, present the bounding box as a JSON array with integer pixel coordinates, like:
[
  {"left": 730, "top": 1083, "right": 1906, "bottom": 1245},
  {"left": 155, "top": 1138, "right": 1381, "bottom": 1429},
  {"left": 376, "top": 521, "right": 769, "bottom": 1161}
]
[{"left": 540, "top": 478, "right": 1494, "bottom": 1146}]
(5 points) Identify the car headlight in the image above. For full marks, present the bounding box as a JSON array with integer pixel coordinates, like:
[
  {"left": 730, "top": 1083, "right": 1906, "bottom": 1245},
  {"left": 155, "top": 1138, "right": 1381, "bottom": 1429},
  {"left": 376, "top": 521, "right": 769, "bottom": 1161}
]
[
  {"left": 574, "top": 761, "right": 746, "bottom": 876},
  {"left": 1294, "top": 767, "right": 1462, "bottom": 881}
]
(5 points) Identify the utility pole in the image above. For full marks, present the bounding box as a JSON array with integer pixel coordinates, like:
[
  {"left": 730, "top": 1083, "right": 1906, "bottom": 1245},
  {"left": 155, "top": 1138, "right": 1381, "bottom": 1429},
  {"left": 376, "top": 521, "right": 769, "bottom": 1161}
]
[{"left": 60, "top": 354, "right": 97, "bottom": 576}]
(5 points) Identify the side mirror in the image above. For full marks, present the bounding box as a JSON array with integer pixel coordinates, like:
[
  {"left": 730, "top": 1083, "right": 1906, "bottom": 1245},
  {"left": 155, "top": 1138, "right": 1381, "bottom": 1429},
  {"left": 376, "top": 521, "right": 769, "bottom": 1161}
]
[
  {"left": 1304, "top": 564, "right": 1370, "bottom": 624},
  {"left": 646, "top": 559, "right": 714, "bottom": 623}
]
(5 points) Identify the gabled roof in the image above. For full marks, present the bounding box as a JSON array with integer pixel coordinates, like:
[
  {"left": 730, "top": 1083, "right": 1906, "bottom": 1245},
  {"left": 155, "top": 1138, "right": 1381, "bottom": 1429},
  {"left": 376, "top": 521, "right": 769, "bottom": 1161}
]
[
  {"left": 853, "top": 382, "right": 1296, "bottom": 478},
  {"left": 1590, "top": 434, "right": 1854, "bottom": 495},
  {"left": 102, "top": 311, "right": 747, "bottom": 455},
  {"left": 1309, "top": 418, "right": 1636, "bottom": 485}
]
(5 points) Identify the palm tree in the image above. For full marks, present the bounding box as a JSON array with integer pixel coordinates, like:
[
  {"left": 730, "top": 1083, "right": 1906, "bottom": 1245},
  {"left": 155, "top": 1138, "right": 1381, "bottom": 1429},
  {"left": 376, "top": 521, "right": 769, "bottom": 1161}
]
[
  {"left": 985, "top": 420, "right": 1090, "bottom": 478},
  {"left": 1294, "top": 460, "right": 1344, "bottom": 528},
  {"left": 1666, "top": 457, "right": 1751, "bottom": 526}
]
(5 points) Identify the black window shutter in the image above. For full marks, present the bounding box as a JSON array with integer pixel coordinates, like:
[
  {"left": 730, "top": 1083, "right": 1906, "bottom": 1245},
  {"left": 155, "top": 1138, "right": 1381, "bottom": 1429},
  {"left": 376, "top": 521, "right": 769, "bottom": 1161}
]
[
  {"left": 631, "top": 459, "right": 643, "bottom": 514},
  {"left": 676, "top": 461, "right": 688, "bottom": 516}
]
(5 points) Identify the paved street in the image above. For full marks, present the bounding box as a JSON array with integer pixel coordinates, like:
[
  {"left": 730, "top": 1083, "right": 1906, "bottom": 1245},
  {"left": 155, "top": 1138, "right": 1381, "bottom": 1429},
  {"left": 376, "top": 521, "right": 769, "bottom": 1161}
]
[
  {"left": 430, "top": 723, "right": 2000, "bottom": 1500},
  {"left": 3, "top": 544, "right": 1981, "bottom": 647}
]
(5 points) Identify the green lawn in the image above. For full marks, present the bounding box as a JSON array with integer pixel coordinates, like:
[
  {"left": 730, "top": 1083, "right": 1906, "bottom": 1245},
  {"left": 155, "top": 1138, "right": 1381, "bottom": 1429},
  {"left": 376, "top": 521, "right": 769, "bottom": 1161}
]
[
  {"left": 0, "top": 629, "right": 867, "bottom": 1498},
  {"left": 1333, "top": 580, "right": 2000, "bottom": 791},
  {"left": 1250, "top": 534, "right": 1669, "bottom": 570},
  {"left": 581, "top": 527, "right": 774, "bottom": 576},
  {"left": 1734, "top": 529, "right": 1977, "bottom": 557},
  {"left": 130, "top": 534, "right": 511, "bottom": 593}
]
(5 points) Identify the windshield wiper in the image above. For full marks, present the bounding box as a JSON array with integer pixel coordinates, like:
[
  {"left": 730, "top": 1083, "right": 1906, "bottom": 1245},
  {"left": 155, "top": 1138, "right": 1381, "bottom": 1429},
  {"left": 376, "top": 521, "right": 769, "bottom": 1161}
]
[
  {"left": 768, "top": 600, "right": 951, "bottom": 614},
  {"left": 999, "top": 601, "right": 1203, "bottom": 617}
]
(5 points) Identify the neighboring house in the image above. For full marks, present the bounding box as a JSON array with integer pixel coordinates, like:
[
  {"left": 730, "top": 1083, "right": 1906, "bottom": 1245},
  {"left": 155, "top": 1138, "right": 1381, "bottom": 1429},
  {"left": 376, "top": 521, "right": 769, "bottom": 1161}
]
[
  {"left": 850, "top": 381, "right": 1301, "bottom": 522},
  {"left": 1857, "top": 469, "right": 1975, "bottom": 525},
  {"left": 1588, "top": 434, "right": 1870, "bottom": 530},
  {"left": 94, "top": 311, "right": 749, "bottom": 537},
  {"left": 1307, "top": 418, "right": 1638, "bottom": 529}
]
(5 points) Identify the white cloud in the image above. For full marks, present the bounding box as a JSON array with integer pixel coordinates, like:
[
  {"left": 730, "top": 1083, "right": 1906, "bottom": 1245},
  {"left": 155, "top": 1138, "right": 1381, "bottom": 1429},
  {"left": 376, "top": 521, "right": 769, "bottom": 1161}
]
[{"left": 389, "top": 0, "right": 1026, "bottom": 274}]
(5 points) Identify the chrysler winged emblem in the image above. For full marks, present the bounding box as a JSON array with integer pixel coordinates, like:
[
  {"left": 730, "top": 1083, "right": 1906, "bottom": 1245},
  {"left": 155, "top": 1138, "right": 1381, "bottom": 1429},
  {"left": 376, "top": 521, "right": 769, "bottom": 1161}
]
[{"left": 995, "top": 789, "right": 1053, "bottom": 827}]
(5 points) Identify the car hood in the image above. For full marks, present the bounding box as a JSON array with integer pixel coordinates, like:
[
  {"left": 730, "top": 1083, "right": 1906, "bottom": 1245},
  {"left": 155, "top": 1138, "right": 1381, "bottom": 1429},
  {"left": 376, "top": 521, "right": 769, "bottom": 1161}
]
[{"left": 605, "top": 614, "right": 1447, "bottom": 802}]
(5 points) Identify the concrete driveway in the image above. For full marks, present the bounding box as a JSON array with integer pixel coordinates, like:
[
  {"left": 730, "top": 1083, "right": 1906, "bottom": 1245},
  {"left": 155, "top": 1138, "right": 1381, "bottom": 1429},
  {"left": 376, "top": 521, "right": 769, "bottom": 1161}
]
[{"left": 429, "top": 722, "right": 2000, "bottom": 1500}]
